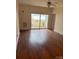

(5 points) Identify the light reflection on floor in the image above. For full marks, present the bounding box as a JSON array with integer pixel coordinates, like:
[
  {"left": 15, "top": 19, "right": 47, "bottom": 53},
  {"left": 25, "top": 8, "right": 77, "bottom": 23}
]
[{"left": 29, "top": 30, "right": 48, "bottom": 46}]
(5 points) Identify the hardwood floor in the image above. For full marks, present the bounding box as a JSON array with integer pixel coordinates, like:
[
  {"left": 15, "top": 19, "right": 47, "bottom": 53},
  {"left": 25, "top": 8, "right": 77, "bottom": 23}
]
[{"left": 16, "top": 29, "right": 63, "bottom": 59}]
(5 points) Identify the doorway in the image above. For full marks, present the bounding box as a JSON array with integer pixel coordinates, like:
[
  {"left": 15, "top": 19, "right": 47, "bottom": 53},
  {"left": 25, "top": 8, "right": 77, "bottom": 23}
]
[{"left": 31, "top": 13, "right": 48, "bottom": 29}]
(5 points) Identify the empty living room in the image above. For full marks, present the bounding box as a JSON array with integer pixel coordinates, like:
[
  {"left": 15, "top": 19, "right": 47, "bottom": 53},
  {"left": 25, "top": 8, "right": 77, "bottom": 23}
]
[
  {"left": 16, "top": 0, "right": 63, "bottom": 59},
  {"left": 1, "top": 0, "right": 79, "bottom": 59},
  {"left": 0, "top": 0, "right": 79, "bottom": 59}
]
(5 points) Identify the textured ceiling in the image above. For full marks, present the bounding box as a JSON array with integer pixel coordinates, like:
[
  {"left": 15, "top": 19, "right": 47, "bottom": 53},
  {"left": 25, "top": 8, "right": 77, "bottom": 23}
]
[{"left": 19, "top": 0, "right": 63, "bottom": 8}]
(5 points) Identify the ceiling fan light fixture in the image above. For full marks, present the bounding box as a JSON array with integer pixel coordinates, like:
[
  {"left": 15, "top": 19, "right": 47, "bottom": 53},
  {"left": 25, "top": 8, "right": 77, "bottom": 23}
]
[
  {"left": 47, "top": 1, "right": 51, "bottom": 7},
  {"left": 48, "top": 1, "right": 51, "bottom": 5}
]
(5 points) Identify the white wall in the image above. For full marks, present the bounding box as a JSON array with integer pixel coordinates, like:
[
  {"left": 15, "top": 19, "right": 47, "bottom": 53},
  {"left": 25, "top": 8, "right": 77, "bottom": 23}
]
[
  {"left": 54, "top": 7, "right": 63, "bottom": 35},
  {"left": 16, "top": 0, "right": 20, "bottom": 46},
  {"left": 19, "top": 4, "right": 63, "bottom": 34}
]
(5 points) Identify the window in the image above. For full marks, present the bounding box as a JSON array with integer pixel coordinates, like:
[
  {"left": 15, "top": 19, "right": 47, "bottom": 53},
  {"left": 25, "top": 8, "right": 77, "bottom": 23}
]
[{"left": 31, "top": 13, "right": 48, "bottom": 29}]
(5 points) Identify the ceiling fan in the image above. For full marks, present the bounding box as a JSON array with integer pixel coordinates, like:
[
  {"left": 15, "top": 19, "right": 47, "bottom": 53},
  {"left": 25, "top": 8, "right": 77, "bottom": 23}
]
[{"left": 47, "top": 0, "right": 57, "bottom": 8}]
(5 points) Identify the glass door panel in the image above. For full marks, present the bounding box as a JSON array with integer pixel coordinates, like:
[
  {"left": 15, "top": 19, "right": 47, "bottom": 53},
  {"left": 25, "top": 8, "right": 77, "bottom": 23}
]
[
  {"left": 40, "top": 15, "right": 48, "bottom": 28},
  {"left": 31, "top": 14, "right": 40, "bottom": 29}
]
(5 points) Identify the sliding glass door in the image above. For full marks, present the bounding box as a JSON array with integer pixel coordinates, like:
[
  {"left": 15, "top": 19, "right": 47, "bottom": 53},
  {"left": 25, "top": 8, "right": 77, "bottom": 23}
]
[{"left": 31, "top": 13, "right": 48, "bottom": 29}]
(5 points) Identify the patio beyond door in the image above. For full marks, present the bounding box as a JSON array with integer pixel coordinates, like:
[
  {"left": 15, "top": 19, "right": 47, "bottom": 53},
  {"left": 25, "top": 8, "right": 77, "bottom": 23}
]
[{"left": 31, "top": 13, "right": 48, "bottom": 29}]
